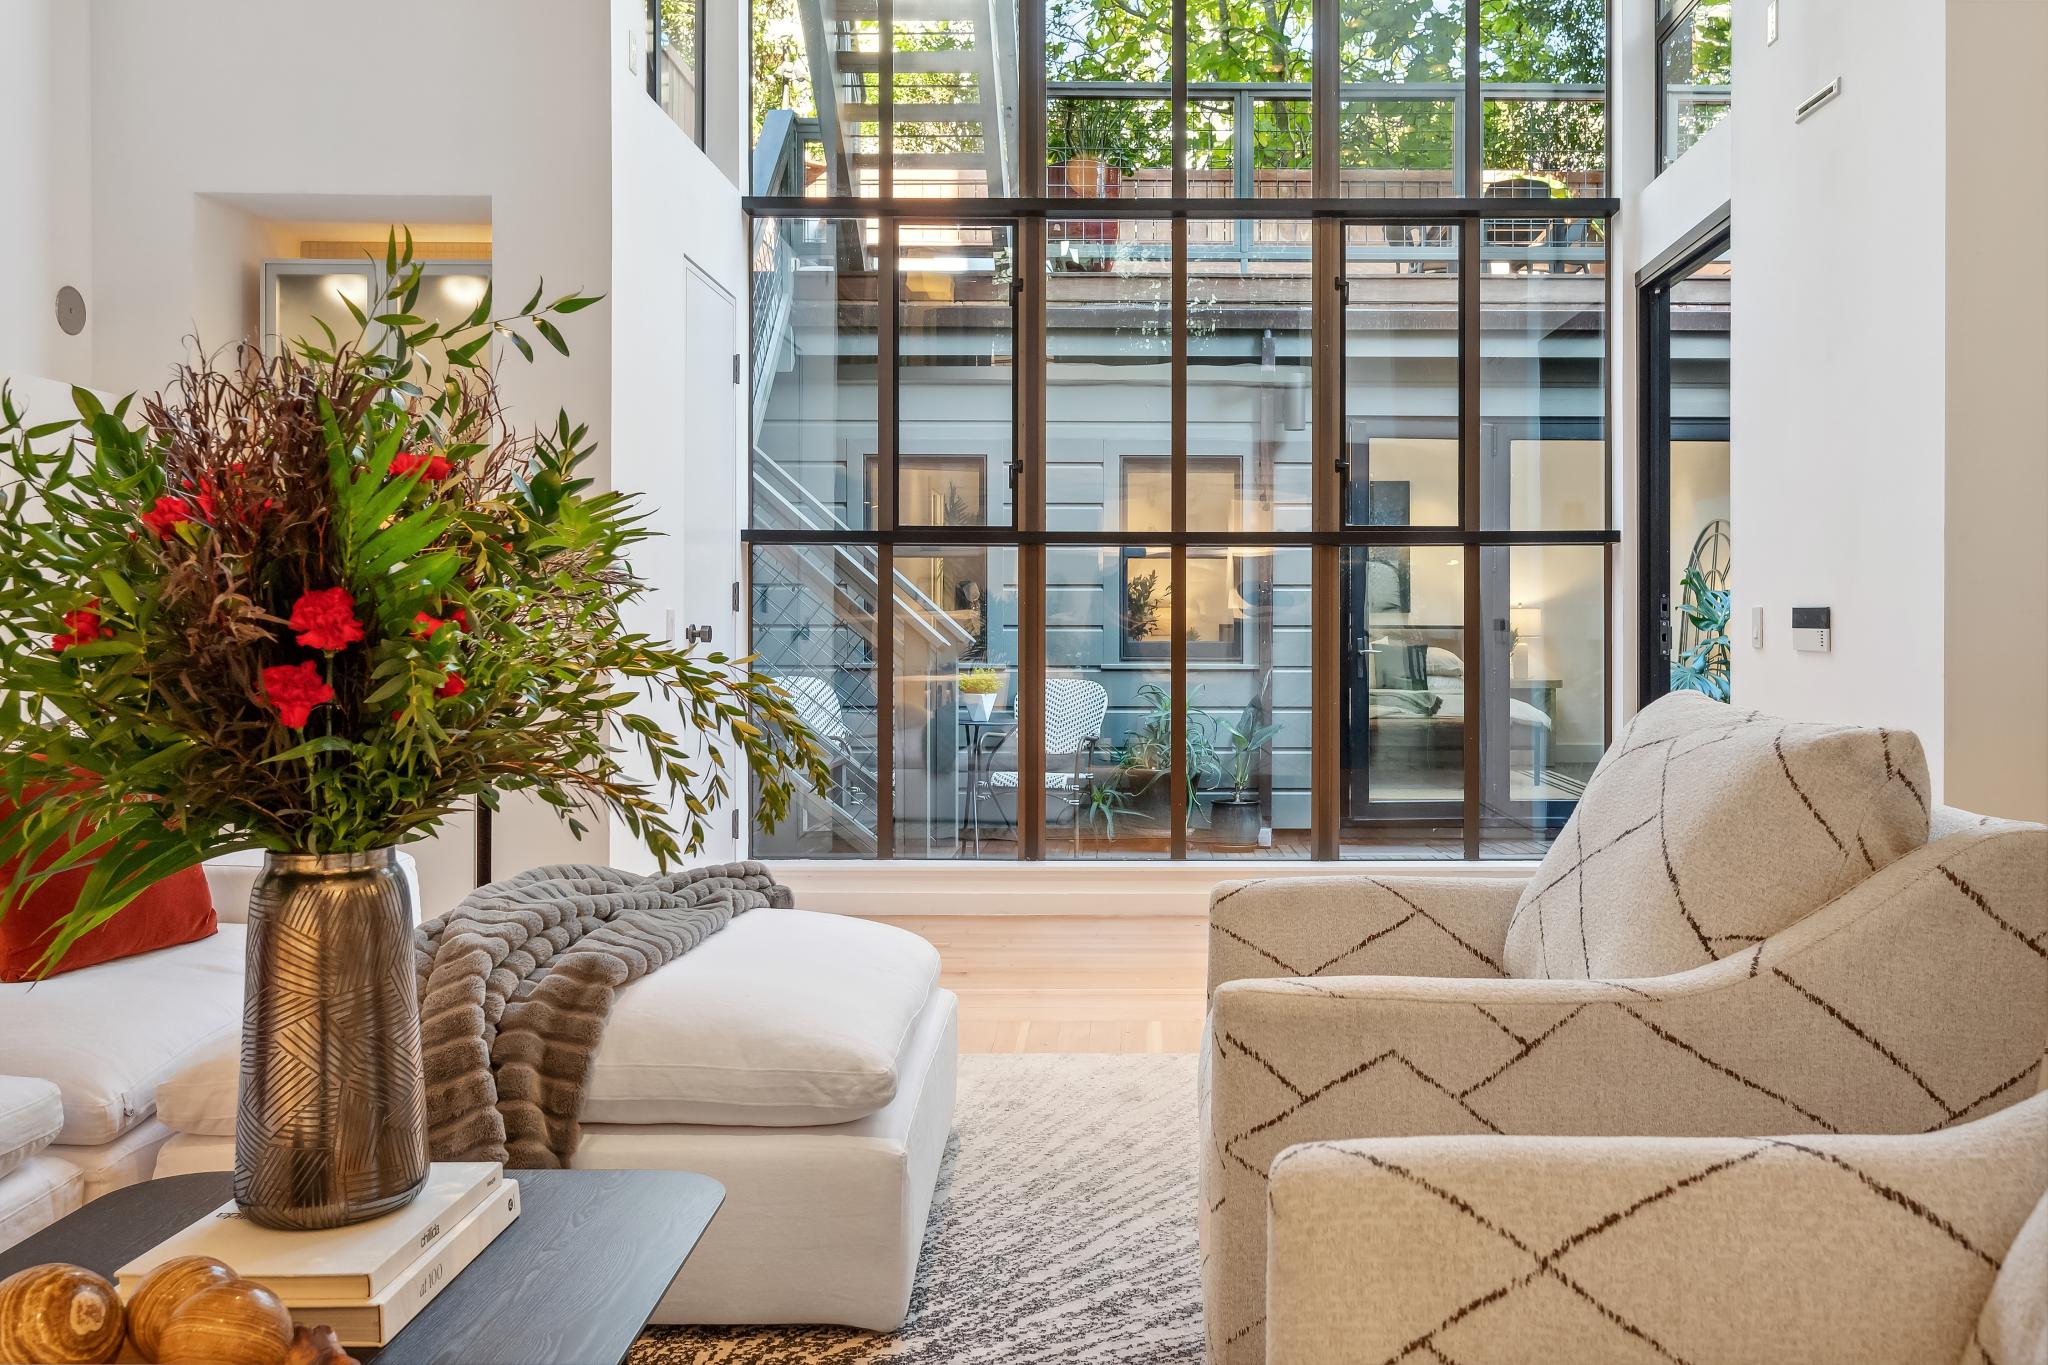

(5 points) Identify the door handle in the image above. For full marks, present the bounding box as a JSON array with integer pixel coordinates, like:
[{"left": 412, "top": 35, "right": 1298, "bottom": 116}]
[{"left": 684, "top": 624, "right": 714, "bottom": 646}]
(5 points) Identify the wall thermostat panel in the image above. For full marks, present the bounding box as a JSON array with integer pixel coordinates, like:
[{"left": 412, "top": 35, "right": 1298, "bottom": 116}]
[{"left": 1792, "top": 607, "right": 1831, "bottom": 653}]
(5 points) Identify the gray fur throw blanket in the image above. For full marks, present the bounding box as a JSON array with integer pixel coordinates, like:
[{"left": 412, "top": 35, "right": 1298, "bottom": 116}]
[{"left": 413, "top": 861, "right": 791, "bottom": 1168}]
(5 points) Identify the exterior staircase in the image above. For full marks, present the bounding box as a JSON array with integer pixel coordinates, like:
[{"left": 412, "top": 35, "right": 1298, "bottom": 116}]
[{"left": 799, "top": 0, "right": 1019, "bottom": 197}]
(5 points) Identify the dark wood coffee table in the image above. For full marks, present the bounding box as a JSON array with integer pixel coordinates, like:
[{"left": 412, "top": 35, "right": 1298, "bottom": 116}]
[{"left": 0, "top": 1170, "right": 722, "bottom": 1365}]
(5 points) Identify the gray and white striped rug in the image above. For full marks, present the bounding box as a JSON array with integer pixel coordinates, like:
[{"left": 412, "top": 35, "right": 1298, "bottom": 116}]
[{"left": 632, "top": 1053, "right": 1202, "bottom": 1364}]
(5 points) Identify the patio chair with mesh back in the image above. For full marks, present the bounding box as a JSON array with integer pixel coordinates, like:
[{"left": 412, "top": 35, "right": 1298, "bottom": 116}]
[
  {"left": 782, "top": 671, "right": 879, "bottom": 832},
  {"left": 982, "top": 676, "right": 1111, "bottom": 854}
]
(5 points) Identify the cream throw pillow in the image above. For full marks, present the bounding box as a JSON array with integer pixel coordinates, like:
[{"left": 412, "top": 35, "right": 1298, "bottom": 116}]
[{"left": 1503, "top": 691, "right": 1931, "bottom": 980}]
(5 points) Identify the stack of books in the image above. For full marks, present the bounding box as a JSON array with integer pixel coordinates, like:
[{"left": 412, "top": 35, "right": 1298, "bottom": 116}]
[{"left": 117, "top": 1162, "right": 520, "bottom": 1348}]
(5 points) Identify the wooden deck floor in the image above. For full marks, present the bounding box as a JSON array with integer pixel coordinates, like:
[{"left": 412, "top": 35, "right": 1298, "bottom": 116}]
[{"left": 874, "top": 915, "right": 1210, "bottom": 1054}]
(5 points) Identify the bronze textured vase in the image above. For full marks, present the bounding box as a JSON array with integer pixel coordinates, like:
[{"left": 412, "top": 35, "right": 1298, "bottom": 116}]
[{"left": 235, "top": 848, "right": 428, "bottom": 1230}]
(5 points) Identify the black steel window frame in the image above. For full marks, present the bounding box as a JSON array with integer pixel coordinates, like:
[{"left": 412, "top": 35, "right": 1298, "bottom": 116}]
[
  {"left": 1654, "top": 0, "right": 1729, "bottom": 173},
  {"left": 744, "top": 0, "right": 1618, "bottom": 862},
  {"left": 1636, "top": 213, "right": 1731, "bottom": 707},
  {"left": 647, "top": 0, "right": 707, "bottom": 147}
]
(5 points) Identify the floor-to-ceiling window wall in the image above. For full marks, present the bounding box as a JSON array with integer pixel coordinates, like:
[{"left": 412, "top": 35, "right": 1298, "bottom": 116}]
[{"left": 746, "top": 0, "right": 1615, "bottom": 860}]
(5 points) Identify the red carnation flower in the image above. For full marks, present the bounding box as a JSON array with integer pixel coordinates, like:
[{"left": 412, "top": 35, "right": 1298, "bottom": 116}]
[
  {"left": 435, "top": 671, "right": 467, "bottom": 699},
  {"left": 288, "top": 587, "right": 364, "bottom": 652},
  {"left": 262, "top": 661, "right": 334, "bottom": 729},
  {"left": 412, "top": 611, "right": 449, "bottom": 639},
  {"left": 140, "top": 495, "right": 196, "bottom": 539},
  {"left": 389, "top": 451, "right": 454, "bottom": 482},
  {"left": 51, "top": 600, "right": 113, "bottom": 653}
]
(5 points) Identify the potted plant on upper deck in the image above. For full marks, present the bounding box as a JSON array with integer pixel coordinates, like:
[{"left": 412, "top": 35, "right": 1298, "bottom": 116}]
[
  {"left": 0, "top": 231, "right": 830, "bottom": 1230},
  {"left": 1210, "top": 692, "right": 1282, "bottom": 849},
  {"left": 959, "top": 665, "right": 1003, "bottom": 721}
]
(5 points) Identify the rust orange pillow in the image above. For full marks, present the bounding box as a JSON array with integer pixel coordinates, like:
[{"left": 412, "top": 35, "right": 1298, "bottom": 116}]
[{"left": 0, "top": 802, "right": 216, "bottom": 982}]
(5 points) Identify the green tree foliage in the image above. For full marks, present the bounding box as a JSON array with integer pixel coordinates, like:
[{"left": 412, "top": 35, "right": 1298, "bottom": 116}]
[{"left": 753, "top": 0, "right": 1603, "bottom": 182}]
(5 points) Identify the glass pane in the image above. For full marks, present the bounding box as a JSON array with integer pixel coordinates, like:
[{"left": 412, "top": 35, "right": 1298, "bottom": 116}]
[
  {"left": 1187, "top": 98, "right": 1238, "bottom": 198},
  {"left": 751, "top": 218, "right": 879, "bottom": 533},
  {"left": 1341, "top": 544, "right": 1467, "bottom": 858},
  {"left": 893, "top": 546, "right": 1020, "bottom": 858},
  {"left": 270, "top": 268, "right": 372, "bottom": 357},
  {"left": 1339, "top": 99, "right": 1460, "bottom": 197},
  {"left": 1668, "top": 246, "right": 1731, "bottom": 699},
  {"left": 750, "top": 543, "right": 881, "bottom": 856},
  {"left": 1189, "top": 0, "right": 1313, "bottom": 83},
  {"left": 654, "top": 0, "right": 700, "bottom": 140},
  {"left": 1047, "top": 221, "right": 1173, "bottom": 532},
  {"left": 897, "top": 223, "right": 1014, "bottom": 528},
  {"left": 1188, "top": 545, "right": 1313, "bottom": 858},
  {"left": 1187, "top": 222, "right": 1313, "bottom": 532},
  {"left": 1339, "top": 0, "right": 1462, "bottom": 196},
  {"left": 1048, "top": 97, "right": 1174, "bottom": 196},
  {"left": 1341, "top": 0, "right": 1463, "bottom": 81},
  {"left": 1343, "top": 223, "right": 1460, "bottom": 526},
  {"left": 1047, "top": 0, "right": 1173, "bottom": 81},
  {"left": 1045, "top": 546, "right": 1169, "bottom": 859},
  {"left": 1480, "top": 0, "right": 1607, "bottom": 197},
  {"left": 1478, "top": 543, "right": 1604, "bottom": 856},
  {"left": 1479, "top": 216, "right": 1606, "bottom": 530},
  {"left": 1189, "top": 0, "right": 1313, "bottom": 199},
  {"left": 892, "top": 9, "right": 1018, "bottom": 197},
  {"left": 1251, "top": 98, "right": 1314, "bottom": 198},
  {"left": 1483, "top": 99, "right": 1606, "bottom": 197},
  {"left": 1660, "top": 0, "right": 1731, "bottom": 168}
]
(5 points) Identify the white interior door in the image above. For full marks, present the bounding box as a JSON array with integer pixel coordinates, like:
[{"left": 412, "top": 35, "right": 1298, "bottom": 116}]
[{"left": 683, "top": 262, "right": 744, "bottom": 860}]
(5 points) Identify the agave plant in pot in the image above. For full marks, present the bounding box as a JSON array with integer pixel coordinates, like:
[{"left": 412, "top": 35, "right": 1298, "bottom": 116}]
[
  {"left": 0, "top": 233, "right": 829, "bottom": 1230},
  {"left": 1210, "top": 689, "right": 1282, "bottom": 849}
]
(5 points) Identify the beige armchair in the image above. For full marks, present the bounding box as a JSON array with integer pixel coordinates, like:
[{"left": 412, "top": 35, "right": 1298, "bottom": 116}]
[
  {"left": 1265, "top": 1090, "right": 2048, "bottom": 1365},
  {"left": 1200, "top": 808, "right": 2048, "bottom": 1363}
]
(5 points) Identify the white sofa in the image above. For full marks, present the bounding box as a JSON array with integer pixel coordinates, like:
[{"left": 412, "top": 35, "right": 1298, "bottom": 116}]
[
  {"left": 140, "top": 885, "right": 956, "bottom": 1331},
  {"left": 3, "top": 854, "right": 957, "bottom": 1332},
  {"left": 0, "top": 850, "right": 310, "bottom": 1252}
]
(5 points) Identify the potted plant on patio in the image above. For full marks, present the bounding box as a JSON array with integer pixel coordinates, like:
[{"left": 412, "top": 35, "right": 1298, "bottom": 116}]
[
  {"left": 0, "top": 230, "right": 830, "bottom": 1230},
  {"left": 1209, "top": 692, "right": 1282, "bottom": 848},
  {"left": 1115, "top": 683, "right": 1222, "bottom": 828},
  {"left": 959, "top": 665, "right": 1003, "bottom": 721}
]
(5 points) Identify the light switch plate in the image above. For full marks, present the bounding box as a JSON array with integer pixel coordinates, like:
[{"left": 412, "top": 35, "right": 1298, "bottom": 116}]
[
  {"left": 1766, "top": 0, "right": 1779, "bottom": 45},
  {"left": 1750, "top": 605, "right": 1764, "bottom": 649}
]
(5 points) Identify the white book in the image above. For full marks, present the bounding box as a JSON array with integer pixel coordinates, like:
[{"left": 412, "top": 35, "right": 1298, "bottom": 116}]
[
  {"left": 117, "top": 1162, "right": 503, "bottom": 1301},
  {"left": 285, "top": 1179, "right": 521, "bottom": 1349}
]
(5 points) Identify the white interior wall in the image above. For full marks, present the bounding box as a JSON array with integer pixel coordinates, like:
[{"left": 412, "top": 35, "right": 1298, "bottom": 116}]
[
  {"left": 0, "top": 0, "right": 94, "bottom": 420},
  {"left": 606, "top": 0, "right": 752, "bottom": 870},
  {"left": 85, "top": 0, "right": 616, "bottom": 910},
  {"left": 1728, "top": 0, "right": 1949, "bottom": 777}
]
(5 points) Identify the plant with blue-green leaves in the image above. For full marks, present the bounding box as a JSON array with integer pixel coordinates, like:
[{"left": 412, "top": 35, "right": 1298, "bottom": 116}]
[{"left": 1668, "top": 564, "right": 1732, "bottom": 701}]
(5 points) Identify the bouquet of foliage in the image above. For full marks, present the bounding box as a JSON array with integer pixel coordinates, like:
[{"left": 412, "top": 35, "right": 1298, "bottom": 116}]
[{"left": 0, "top": 232, "right": 828, "bottom": 971}]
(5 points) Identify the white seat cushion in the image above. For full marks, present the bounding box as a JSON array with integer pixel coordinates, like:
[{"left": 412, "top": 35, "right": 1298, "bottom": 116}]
[
  {"left": 0, "top": 1077, "right": 64, "bottom": 1183},
  {"left": 0, "top": 1156, "right": 82, "bottom": 1255},
  {"left": 159, "top": 909, "right": 942, "bottom": 1136},
  {"left": 0, "top": 927, "right": 244, "bottom": 1145},
  {"left": 50, "top": 1116, "right": 175, "bottom": 1203}
]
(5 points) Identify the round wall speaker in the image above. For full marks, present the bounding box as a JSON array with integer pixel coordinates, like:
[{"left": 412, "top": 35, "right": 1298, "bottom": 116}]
[{"left": 55, "top": 286, "right": 87, "bottom": 336}]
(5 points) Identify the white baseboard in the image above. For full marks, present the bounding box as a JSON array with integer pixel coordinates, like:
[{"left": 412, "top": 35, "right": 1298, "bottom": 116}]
[{"left": 765, "top": 859, "right": 1536, "bottom": 917}]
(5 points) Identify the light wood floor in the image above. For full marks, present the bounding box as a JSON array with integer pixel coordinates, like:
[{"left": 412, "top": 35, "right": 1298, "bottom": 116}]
[{"left": 873, "top": 916, "right": 1210, "bottom": 1054}]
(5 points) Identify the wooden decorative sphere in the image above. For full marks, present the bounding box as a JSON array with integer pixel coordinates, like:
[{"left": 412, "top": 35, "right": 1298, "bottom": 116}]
[
  {"left": 122, "top": 1257, "right": 236, "bottom": 1362},
  {"left": 0, "top": 1262, "right": 125, "bottom": 1364},
  {"left": 154, "top": 1279, "right": 293, "bottom": 1365}
]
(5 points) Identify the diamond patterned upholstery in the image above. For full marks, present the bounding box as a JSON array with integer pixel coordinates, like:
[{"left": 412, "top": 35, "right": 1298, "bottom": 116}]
[
  {"left": 1504, "top": 692, "right": 1932, "bottom": 981},
  {"left": 1201, "top": 809, "right": 2048, "bottom": 1364},
  {"left": 1263, "top": 1092, "right": 2048, "bottom": 1365}
]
